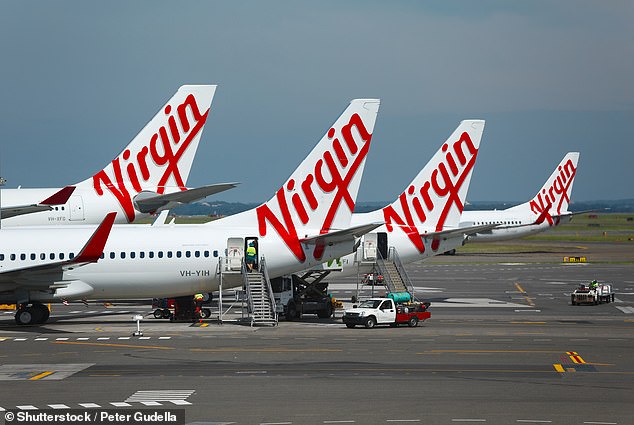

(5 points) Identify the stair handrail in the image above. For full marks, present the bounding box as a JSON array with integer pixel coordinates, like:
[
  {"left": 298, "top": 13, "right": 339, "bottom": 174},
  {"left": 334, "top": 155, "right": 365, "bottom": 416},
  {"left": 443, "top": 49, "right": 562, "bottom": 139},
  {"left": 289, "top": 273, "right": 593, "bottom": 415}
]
[
  {"left": 373, "top": 250, "right": 399, "bottom": 294},
  {"left": 388, "top": 247, "right": 416, "bottom": 299},
  {"left": 259, "top": 256, "right": 278, "bottom": 325},
  {"left": 241, "top": 259, "right": 255, "bottom": 326}
]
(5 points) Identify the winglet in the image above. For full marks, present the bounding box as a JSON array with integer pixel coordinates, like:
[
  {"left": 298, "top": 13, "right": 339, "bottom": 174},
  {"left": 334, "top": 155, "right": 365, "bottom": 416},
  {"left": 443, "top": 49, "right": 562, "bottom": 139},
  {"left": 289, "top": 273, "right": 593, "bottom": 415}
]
[
  {"left": 72, "top": 212, "right": 117, "bottom": 263},
  {"left": 40, "top": 186, "right": 76, "bottom": 205}
]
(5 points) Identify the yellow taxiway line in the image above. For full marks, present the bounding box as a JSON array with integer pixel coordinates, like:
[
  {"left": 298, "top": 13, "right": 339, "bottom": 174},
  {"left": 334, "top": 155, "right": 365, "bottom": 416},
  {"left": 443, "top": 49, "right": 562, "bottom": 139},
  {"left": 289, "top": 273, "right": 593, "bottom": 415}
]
[{"left": 29, "top": 371, "right": 54, "bottom": 380}]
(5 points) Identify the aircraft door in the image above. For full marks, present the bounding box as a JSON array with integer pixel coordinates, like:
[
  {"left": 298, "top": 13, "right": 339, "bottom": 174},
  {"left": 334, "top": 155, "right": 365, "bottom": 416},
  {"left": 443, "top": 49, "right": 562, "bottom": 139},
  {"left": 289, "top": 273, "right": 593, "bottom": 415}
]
[
  {"left": 362, "top": 233, "right": 377, "bottom": 261},
  {"left": 377, "top": 232, "right": 388, "bottom": 260},
  {"left": 244, "top": 237, "right": 258, "bottom": 272},
  {"left": 69, "top": 195, "right": 85, "bottom": 221},
  {"left": 226, "top": 237, "right": 244, "bottom": 271}
]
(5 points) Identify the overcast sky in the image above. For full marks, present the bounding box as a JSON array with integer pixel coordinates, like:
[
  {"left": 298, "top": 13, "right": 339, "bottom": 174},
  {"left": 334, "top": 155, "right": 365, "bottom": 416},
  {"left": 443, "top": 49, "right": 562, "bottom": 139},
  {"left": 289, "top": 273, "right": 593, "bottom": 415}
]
[{"left": 0, "top": 1, "right": 632, "bottom": 204}]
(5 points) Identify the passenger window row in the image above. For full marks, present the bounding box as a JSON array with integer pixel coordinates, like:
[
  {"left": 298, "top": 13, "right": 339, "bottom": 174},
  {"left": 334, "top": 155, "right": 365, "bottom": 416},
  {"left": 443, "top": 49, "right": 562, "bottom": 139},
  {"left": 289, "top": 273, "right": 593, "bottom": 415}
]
[
  {"left": 476, "top": 221, "right": 522, "bottom": 225},
  {"left": 0, "top": 250, "right": 218, "bottom": 261},
  {"left": 103, "top": 250, "right": 211, "bottom": 259}
]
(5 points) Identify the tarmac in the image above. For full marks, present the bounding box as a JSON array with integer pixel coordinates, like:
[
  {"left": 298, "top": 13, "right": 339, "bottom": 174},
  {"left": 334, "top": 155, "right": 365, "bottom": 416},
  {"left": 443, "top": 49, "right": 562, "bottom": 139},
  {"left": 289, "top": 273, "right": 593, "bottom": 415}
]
[{"left": 0, "top": 239, "right": 633, "bottom": 424}]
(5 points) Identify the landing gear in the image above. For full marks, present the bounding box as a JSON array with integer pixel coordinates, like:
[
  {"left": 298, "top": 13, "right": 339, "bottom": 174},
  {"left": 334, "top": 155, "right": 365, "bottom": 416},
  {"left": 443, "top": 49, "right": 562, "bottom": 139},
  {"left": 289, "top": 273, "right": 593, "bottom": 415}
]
[{"left": 14, "top": 303, "right": 50, "bottom": 325}]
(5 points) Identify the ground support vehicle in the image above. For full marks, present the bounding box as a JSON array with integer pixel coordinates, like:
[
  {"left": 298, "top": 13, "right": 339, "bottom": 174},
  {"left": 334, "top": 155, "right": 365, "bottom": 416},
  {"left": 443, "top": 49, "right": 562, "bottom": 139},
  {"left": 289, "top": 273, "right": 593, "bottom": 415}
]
[
  {"left": 342, "top": 298, "right": 431, "bottom": 328},
  {"left": 152, "top": 298, "right": 175, "bottom": 319},
  {"left": 271, "top": 273, "right": 335, "bottom": 320},
  {"left": 152, "top": 294, "right": 213, "bottom": 321},
  {"left": 571, "top": 282, "right": 615, "bottom": 305}
]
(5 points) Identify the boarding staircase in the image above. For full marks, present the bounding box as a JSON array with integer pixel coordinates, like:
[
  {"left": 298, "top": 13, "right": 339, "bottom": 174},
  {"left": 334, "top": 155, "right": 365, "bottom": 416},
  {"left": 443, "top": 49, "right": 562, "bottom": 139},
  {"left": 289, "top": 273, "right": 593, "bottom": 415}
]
[
  {"left": 243, "top": 258, "right": 277, "bottom": 326},
  {"left": 374, "top": 247, "right": 416, "bottom": 299}
]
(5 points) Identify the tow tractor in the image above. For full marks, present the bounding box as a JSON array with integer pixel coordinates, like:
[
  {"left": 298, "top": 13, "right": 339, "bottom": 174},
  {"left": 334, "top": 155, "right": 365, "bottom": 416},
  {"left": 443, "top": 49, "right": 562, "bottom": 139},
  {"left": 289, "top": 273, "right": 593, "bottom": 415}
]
[
  {"left": 571, "top": 281, "right": 615, "bottom": 305},
  {"left": 342, "top": 295, "right": 431, "bottom": 328}
]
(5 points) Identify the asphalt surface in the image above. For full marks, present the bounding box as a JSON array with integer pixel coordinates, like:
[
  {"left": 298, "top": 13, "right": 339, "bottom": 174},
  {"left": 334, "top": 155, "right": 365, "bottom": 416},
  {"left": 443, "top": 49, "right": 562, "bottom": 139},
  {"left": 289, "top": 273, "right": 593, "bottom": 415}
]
[{"left": 1, "top": 240, "right": 633, "bottom": 425}]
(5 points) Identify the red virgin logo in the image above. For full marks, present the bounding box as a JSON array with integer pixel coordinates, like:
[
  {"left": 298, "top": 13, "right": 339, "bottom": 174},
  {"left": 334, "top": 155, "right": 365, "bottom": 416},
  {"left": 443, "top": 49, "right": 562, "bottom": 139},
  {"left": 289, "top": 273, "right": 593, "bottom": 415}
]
[
  {"left": 92, "top": 94, "right": 209, "bottom": 222},
  {"left": 529, "top": 158, "right": 576, "bottom": 225},
  {"left": 382, "top": 132, "right": 478, "bottom": 253},
  {"left": 256, "top": 113, "right": 373, "bottom": 262}
]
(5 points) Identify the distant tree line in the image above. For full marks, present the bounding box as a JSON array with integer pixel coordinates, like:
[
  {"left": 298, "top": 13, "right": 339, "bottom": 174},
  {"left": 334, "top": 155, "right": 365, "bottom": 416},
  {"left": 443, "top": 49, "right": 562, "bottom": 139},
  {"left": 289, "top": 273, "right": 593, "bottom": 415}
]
[{"left": 171, "top": 199, "right": 634, "bottom": 217}]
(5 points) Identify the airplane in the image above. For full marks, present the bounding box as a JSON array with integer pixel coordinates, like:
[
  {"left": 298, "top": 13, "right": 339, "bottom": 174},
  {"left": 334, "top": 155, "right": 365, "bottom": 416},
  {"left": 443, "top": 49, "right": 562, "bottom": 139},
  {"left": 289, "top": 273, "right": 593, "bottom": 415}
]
[
  {"left": 0, "top": 85, "right": 237, "bottom": 226},
  {"left": 0, "top": 98, "right": 383, "bottom": 325},
  {"left": 311, "top": 119, "right": 488, "bottom": 276},
  {"left": 459, "top": 152, "right": 580, "bottom": 242}
]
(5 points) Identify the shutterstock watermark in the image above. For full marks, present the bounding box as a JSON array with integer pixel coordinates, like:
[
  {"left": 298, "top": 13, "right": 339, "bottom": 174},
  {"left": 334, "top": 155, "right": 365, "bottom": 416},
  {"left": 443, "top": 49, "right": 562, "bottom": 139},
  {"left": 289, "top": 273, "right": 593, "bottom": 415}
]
[{"left": 2, "top": 409, "right": 184, "bottom": 425}]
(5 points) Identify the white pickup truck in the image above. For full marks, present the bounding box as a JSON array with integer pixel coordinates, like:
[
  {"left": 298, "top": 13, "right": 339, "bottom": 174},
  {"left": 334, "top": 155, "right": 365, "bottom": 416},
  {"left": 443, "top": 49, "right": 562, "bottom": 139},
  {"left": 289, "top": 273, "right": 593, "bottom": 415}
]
[{"left": 342, "top": 298, "right": 431, "bottom": 328}]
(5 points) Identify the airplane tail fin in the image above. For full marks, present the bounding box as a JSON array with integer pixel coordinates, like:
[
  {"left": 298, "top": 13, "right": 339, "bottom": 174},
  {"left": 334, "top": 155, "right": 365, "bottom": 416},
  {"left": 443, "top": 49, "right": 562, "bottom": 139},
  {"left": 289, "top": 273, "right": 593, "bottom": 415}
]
[
  {"left": 235, "top": 99, "right": 380, "bottom": 262},
  {"left": 380, "top": 120, "right": 485, "bottom": 251},
  {"left": 75, "top": 85, "right": 217, "bottom": 222},
  {"left": 507, "top": 152, "right": 579, "bottom": 218}
]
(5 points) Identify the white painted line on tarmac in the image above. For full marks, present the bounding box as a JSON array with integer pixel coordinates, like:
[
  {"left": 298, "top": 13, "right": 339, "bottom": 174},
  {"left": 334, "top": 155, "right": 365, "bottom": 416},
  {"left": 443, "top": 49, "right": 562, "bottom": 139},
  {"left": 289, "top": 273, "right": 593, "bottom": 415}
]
[
  {"left": 79, "top": 403, "right": 101, "bottom": 408},
  {"left": 583, "top": 422, "right": 617, "bottom": 425},
  {"left": 615, "top": 306, "right": 634, "bottom": 314},
  {"left": 34, "top": 338, "right": 48, "bottom": 341},
  {"left": 517, "top": 421, "right": 552, "bottom": 423},
  {"left": 110, "top": 402, "right": 131, "bottom": 407},
  {"left": 452, "top": 420, "right": 486, "bottom": 423},
  {"left": 17, "top": 405, "right": 38, "bottom": 410},
  {"left": 48, "top": 404, "right": 70, "bottom": 409}
]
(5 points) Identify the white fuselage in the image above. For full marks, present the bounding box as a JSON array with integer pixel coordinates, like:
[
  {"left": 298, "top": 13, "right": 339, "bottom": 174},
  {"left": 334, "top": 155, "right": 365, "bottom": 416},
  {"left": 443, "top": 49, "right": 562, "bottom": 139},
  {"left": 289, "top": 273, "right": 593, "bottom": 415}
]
[
  {"left": 0, "top": 220, "right": 356, "bottom": 303},
  {"left": 317, "top": 212, "right": 467, "bottom": 277},
  {"left": 0, "top": 187, "right": 178, "bottom": 226},
  {"left": 459, "top": 209, "right": 572, "bottom": 242}
]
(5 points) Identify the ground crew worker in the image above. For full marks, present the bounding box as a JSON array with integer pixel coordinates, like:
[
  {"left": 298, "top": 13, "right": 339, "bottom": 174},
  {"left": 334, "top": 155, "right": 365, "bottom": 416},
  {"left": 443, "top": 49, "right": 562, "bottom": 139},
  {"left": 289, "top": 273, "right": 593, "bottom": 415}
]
[
  {"left": 193, "top": 294, "right": 204, "bottom": 322},
  {"left": 246, "top": 241, "right": 257, "bottom": 272}
]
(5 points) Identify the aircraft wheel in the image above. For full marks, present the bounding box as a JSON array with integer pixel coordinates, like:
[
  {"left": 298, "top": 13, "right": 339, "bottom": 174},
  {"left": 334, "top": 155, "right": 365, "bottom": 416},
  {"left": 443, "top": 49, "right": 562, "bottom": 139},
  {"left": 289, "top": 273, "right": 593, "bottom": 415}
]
[
  {"left": 153, "top": 309, "right": 164, "bottom": 319},
  {"left": 32, "top": 303, "right": 50, "bottom": 323},
  {"left": 15, "top": 308, "right": 34, "bottom": 325},
  {"left": 201, "top": 308, "right": 212, "bottom": 319}
]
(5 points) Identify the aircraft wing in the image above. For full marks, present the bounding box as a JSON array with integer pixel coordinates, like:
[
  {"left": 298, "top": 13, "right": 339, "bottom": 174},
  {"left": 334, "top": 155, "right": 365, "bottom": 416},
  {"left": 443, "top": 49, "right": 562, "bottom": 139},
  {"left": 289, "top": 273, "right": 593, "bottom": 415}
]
[
  {"left": 422, "top": 223, "right": 499, "bottom": 239},
  {"left": 301, "top": 222, "right": 384, "bottom": 246},
  {"left": 133, "top": 182, "right": 239, "bottom": 213},
  {"left": 0, "top": 212, "right": 116, "bottom": 286},
  {"left": 1, "top": 186, "right": 76, "bottom": 220}
]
